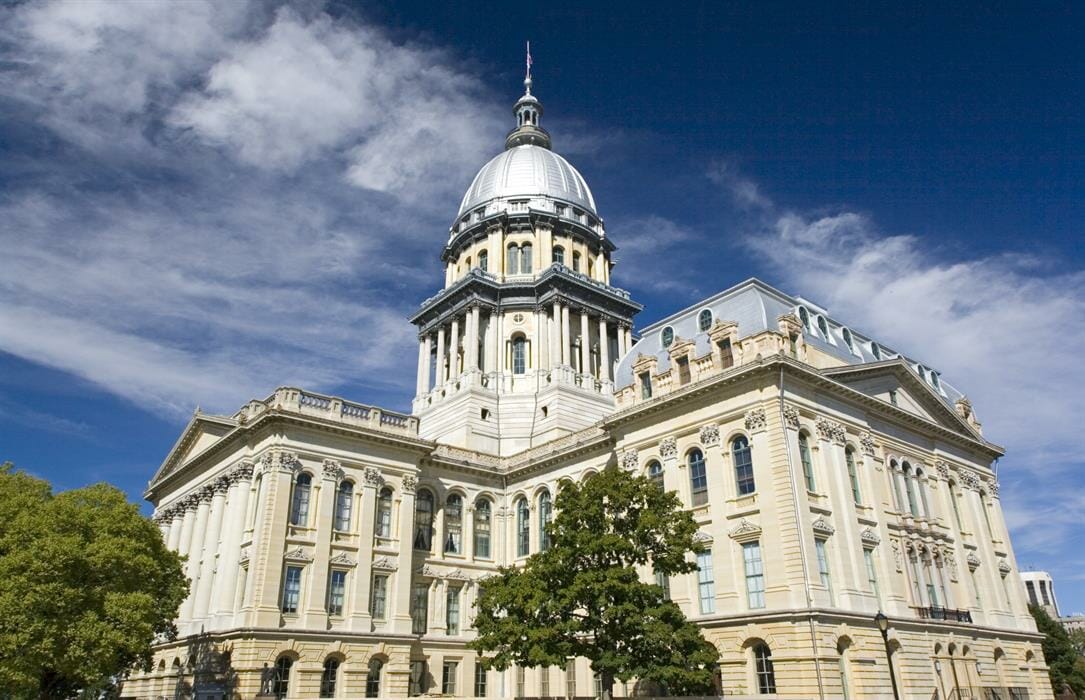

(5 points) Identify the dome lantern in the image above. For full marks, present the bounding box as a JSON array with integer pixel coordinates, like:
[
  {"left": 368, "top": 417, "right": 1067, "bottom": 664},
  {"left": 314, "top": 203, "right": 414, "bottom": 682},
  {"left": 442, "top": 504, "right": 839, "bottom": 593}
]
[{"left": 506, "top": 42, "right": 552, "bottom": 150}]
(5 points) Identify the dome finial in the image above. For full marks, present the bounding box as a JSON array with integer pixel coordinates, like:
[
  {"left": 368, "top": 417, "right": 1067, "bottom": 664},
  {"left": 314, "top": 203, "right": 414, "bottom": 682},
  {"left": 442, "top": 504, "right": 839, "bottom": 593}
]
[{"left": 524, "top": 40, "right": 533, "bottom": 96}]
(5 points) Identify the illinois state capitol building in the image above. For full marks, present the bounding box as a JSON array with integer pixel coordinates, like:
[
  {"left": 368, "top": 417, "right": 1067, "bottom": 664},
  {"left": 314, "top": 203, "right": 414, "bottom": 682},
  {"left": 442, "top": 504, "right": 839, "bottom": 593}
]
[{"left": 124, "top": 67, "right": 1052, "bottom": 700}]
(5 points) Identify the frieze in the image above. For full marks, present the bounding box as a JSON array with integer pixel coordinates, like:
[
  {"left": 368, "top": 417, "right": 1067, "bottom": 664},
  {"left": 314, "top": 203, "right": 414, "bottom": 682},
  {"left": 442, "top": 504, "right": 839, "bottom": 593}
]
[
  {"left": 659, "top": 437, "right": 678, "bottom": 461},
  {"left": 782, "top": 405, "right": 800, "bottom": 430},
  {"left": 321, "top": 459, "right": 345, "bottom": 481},
  {"left": 729, "top": 519, "right": 762, "bottom": 540},
  {"left": 812, "top": 516, "right": 836, "bottom": 536},
  {"left": 363, "top": 466, "right": 383, "bottom": 488},
  {"left": 699, "top": 424, "right": 720, "bottom": 448},
  {"left": 860, "top": 528, "right": 881, "bottom": 547},
  {"left": 620, "top": 449, "right": 639, "bottom": 471},
  {"left": 744, "top": 408, "right": 767, "bottom": 432},
  {"left": 859, "top": 432, "right": 876, "bottom": 456}
]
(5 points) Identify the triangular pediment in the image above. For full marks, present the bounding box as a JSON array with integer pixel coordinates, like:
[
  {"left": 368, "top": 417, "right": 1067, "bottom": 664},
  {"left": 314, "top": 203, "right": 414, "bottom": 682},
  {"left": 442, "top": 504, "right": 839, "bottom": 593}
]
[
  {"left": 821, "top": 360, "right": 980, "bottom": 439},
  {"left": 148, "top": 412, "right": 237, "bottom": 491}
]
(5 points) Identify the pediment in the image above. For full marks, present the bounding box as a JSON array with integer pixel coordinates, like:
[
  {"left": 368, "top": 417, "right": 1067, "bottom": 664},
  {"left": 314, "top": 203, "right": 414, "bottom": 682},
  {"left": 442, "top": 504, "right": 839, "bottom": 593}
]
[
  {"left": 148, "top": 412, "right": 237, "bottom": 490},
  {"left": 821, "top": 360, "right": 980, "bottom": 440}
]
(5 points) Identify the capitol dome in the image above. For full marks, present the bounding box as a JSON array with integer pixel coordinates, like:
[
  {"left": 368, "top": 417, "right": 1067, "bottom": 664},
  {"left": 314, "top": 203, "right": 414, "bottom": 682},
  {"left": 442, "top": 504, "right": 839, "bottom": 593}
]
[{"left": 457, "top": 145, "right": 597, "bottom": 221}]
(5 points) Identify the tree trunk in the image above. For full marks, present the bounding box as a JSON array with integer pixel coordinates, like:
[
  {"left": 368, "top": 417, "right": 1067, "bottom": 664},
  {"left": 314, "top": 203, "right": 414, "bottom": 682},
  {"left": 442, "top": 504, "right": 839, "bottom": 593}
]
[{"left": 601, "top": 670, "right": 615, "bottom": 700}]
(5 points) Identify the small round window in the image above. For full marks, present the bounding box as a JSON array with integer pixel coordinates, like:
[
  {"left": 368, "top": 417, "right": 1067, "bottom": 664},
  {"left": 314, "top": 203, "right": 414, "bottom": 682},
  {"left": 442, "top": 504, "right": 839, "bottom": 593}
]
[
  {"left": 697, "top": 309, "right": 712, "bottom": 332},
  {"left": 661, "top": 326, "right": 675, "bottom": 348}
]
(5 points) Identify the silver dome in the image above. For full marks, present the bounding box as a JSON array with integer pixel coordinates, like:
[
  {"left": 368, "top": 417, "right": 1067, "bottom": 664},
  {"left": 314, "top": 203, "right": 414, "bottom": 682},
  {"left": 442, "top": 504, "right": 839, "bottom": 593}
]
[{"left": 456, "top": 145, "right": 597, "bottom": 221}]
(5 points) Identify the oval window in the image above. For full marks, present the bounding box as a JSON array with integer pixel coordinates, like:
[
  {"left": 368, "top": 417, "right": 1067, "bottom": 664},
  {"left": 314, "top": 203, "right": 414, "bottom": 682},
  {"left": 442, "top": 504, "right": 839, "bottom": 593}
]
[
  {"left": 661, "top": 326, "right": 675, "bottom": 348},
  {"left": 698, "top": 309, "right": 712, "bottom": 332}
]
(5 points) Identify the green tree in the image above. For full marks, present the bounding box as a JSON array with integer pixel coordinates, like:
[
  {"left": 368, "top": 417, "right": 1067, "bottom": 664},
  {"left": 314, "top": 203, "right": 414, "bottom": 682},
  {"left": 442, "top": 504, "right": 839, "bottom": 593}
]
[
  {"left": 469, "top": 467, "right": 720, "bottom": 699},
  {"left": 1029, "top": 604, "right": 1085, "bottom": 697},
  {"left": 0, "top": 462, "right": 188, "bottom": 698}
]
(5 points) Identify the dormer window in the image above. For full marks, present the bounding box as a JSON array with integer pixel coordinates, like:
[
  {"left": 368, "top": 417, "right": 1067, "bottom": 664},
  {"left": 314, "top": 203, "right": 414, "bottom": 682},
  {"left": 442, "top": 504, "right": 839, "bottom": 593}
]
[
  {"left": 798, "top": 306, "right": 811, "bottom": 332},
  {"left": 816, "top": 315, "right": 830, "bottom": 340},
  {"left": 930, "top": 372, "right": 941, "bottom": 390},
  {"left": 556, "top": 204, "right": 567, "bottom": 217},
  {"left": 698, "top": 309, "right": 713, "bottom": 332},
  {"left": 639, "top": 372, "right": 652, "bottom": 399},
  {"left": 870, "top": 342, "right": 882, "bottom": 360},
  {"left": 661, "top": 326, "right": 675, "bottom": 348},
  {"left": 841, "top": 327, "right": 855, "bottom": 354}
]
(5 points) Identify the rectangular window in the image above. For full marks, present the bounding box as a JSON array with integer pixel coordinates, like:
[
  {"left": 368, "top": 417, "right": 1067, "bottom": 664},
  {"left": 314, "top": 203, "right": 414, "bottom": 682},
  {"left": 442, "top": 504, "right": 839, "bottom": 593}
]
[
  {"left": 1026, "top": 580, "right": 1038, "bottom": 605},
  {"left": 443, "top": 661, "right": 458, "bottom": 695},
  {"left": 327, "top": 569, "right": 346, "bottom": 616},
  {"left": 655, "top": 567, "right": 671, "bottom": 600},
  {"left": 447, "top": 587, "right": 461, "bottom": 635},
  {"left": 411, "top": 583, "right": 428, "bottom": 634},
  {"left": 697, "top": 549, "right": 715, "bottom": 614},
  {"left": 719, "top": 339, "right": 734, "bottom": 369},
  {"left": 815, "top": 538, "right": 833, "bottom": 602},
  {"left": 540, "top": 666, "right": 550, "bottom": 698},
  {"left": 516, "top": 666, "right": 525, "bottom": 698},
  {"left": 409, "top": 661, "right": 427, "bottom": 696},
  {"left": 639, "top": 371, "right": 652, "bottom": 399},
  {"left": 1040, "top": 581, "right": 1051, "bottom": 605},
  {"left": 743, "top": 541, "right": 766, "bottom": 609},
  {"left": 371, "top": 574, "right": 388, "bottom": 620},
  {"left": 566, "top": 660, "right": 576, "bottom": 698},
  {"left": 676, "top": 356, "right": 691, "bottom": 385},
  {"left": 474, "top": 663, "right": 488, "bottom": 697},
  {"left": 864, "top": 548, "right": 881, "bottom": 603},
  {"left": 281, "top": 565, "right": 302, "bottom": 613}
]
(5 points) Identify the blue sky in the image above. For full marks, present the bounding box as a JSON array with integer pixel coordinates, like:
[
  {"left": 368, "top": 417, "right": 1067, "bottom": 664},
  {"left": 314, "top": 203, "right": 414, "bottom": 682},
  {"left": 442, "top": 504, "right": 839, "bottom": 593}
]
[{"left": 1, "top": 1, "right": 1083, "bottom": 610}]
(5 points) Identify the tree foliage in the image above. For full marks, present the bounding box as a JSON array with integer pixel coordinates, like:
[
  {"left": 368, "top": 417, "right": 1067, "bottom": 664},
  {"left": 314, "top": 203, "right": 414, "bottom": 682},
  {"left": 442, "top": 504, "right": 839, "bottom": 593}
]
[
  {"left": 469, "top": 467, "right": 720, "bottom": 698},
  {"left": 0, "top": 462, "right": 188, "bottom": 697},
  {"left": 1029, "top": 603, "right": 1085, "bottom": 698}
]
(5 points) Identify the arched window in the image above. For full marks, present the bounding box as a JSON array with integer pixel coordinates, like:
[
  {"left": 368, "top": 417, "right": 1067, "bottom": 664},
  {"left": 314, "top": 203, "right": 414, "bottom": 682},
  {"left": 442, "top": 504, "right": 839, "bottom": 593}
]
[
  {"left": 376, "top": 487, "right": 393, "bottom": 538},
  {"left": 538, "top": 490, "right": 552, "bottom": 551},
  {"left": 320, "top": 658, "right": 340, "bottom": 698},
  {"left": 516, "top": 498, "right": 530, "bottom": 557},
  {"left": 753, "top": 644, "right": 776, "bottom": 694},
  {"left": 572, "top": 251, "right": 581, "bottom": 272},
  {"left": 979, "top": 490, "right": 994, "bottom": 536},
  {"left": 870, "top": 342, "right": 882, "bottom": 360},
  {"left": 889, "top": 460, "right": 905, "bottom": 511},
  {"left": 916, "top": 469, "right": 931, "bottom": 517},
  {"left": 903, "top": 463, "right": 920, "bottom": 517},
  {"left": 474, "top": 499, "right": 492, "bottom": 559},
  {"left": 444, "top": 494, "right": 463, "bottom": 554},
  {"left": 414, "top": 490, "right": 434, "bottom": 551},
  {"left": 948, "top": 481, "right": 964, "bottom": 530},
  {"left": 647, "top": 460, "right": 664, "bottom": 489},
  {"left": 273, "top": 656, "right": 293, "bottom": 700},
  {"left": 520, "top": 243, "right": 533, "bottom": 274},
  {"left": 698, "top": 308, "right": 713, "bottom": 332},
  {"left": 553, "top": 246, "right": 565, "bottom": 265},
  {"left": 290, "top": 473, "right": 312, "bottom": 526},
  {"left": 798, "top": 433, "right": 816, "bottom": 492},
  {"left": 661, "top": 326, "right": 674, "bottom": 348},
  {"left": 250, "top": 472, "right": 265, "bottom": 529},
  {"left": 845, "top": 447, "right": 861, "bottom": 505},
  {"left": 479, "top": 250, "right": 488, "bottom": 272},
  {"left": 506, "top": 244, "right": 519, "bottom": 275},
  {"left": 334, "top": 481, "right": 353, "bottom": 532},
  {"left": 732, "top": 436, "right": 755, "bottom": 495},
  {"left": 366, "top": 658, "right": 383, "bottom": 698},
  {"left": 817, "top": 315, "right": 830, "bottom": 339},
  {"left": 688, "top": 449, "right": 708, "bottom": 506},
  {"left": 842, "top": 327, "right": 855, "bottom": 353},
  {"left": 512, "top": 336, "right": 527, "bottom": 374},
  {"left": 798, "top": 306, "right": 811, "bottom": 331},
  {"left": 837, "top": 640, "right": 852, "bottom": 700}
]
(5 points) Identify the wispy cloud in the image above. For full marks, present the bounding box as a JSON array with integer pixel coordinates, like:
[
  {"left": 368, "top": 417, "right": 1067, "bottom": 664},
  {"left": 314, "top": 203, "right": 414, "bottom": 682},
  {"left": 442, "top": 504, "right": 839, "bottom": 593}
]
[{"left": 0, "top": 1, "right": 502, "bottom": 416}]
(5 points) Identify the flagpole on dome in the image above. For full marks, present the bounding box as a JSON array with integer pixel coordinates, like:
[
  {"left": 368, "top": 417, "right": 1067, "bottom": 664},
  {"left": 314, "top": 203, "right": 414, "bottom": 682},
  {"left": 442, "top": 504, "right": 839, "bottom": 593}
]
[{"left": 524, "top": 40, "right": 533, "bottom": 96}]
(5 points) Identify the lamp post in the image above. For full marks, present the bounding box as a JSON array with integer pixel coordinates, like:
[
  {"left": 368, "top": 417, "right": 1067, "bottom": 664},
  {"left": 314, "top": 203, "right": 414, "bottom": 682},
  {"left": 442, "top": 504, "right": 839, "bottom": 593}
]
[{"left": 875, "top": 612, "right": 901, "bottom": 700}]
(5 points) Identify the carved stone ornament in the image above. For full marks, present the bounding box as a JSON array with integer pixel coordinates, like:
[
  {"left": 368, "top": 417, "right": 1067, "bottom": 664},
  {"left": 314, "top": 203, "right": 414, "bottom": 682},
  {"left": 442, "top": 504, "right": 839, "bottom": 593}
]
[
  {"left": 936, "top": 461, "right": 950, "bottom": 481},
  {"left": 891, "top": 540, "right": 903, "bottom": 571},
  {"left": 231, "top": 460, "right": 254, "bottom": 482},
  {"left": 262, "top": 450, "right": 301, "bottom": 475},
  {"left": 959, "top": 470, "right": 980, "bottom": 491},
  {"left": 329, "top": 553, "right": 357, "bottom": 567},
  {"left": 944, "top": 548, "right": 959, "bottom": 581},
  {"left": 782, "top": 405, "right": 800, "bottom": 430},
  {"left": 182, "top": 494, "right": 200, "bottom": 512},
  {"left": 212, "top": 476, "right": 230, "bottom": 493},
  {"left": 283, "top": 547, "right": 312, "bottom": 562},
  {"left": 812, "top": 516, "right": 836, "bottom": 536},
  {"left": 860, "top": 528, "right": 881, "bottom": 547},
  {"left": 699, "top": 424, "right": 721, "bottom": 447},
  {"left": 859, "top": 432, "right": 875, "bottom": 456},
  {"left": 987, "top": 478, "right": 1000, "bottom": 497},
  {"left": 371, "top": 556, "right": 397, "bottom": 572},
  {"left": 401, "top": 474, "right": 418, "bottom": 494},
  {"left": 659, "top": 437, "right": 678, "bottom": 461},
  {"left": 998, "top": 560, "right": 1012, "bottom": 577},
  {"left": 729, "top": 519, "right": 762, "bottom": 540},
  {"left": 446, "top": 568, "right": 472, "bottom": 581},
  {"left": 745, "top": 408, "right": 767, "bottom": 432},
  {"left": 198, "top": 484, "right": 216, "bottom": 502},
  {"left": 239, "top": 546, "right": 250, "bottom": 564},
  {"left": 416, "top": 564, "right": 441, "bottom": 579},
  {"left": 363, "top": 466, "right": 383, "bottom": 488},
  {"left": 321, "top": 459, "right": 345, "bottom": 481},
  {"left": 693, "top": 530, "right": 713, "bottom": 544},
  {"left": 967, "top": 552, "right": 981, "bottom": 570},
  {"left": 620, "top": 449, "right": 639, "bottom": 471},
  {"left": 816, "top": 417, "right": 844, "bottom": 443}
]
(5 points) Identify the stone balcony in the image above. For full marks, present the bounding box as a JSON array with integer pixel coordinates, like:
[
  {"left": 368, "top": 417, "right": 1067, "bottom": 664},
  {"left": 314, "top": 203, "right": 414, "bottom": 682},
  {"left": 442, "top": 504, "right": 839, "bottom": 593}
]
[{"left": 236, "top": 387, "right": 419, "bottom": 436}]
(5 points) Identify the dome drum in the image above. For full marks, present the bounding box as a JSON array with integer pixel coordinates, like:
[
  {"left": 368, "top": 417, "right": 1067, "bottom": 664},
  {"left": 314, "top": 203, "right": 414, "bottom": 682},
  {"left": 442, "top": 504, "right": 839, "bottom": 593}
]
[{"left": 444, "top": 206, "right": 613, "bottom": 263}]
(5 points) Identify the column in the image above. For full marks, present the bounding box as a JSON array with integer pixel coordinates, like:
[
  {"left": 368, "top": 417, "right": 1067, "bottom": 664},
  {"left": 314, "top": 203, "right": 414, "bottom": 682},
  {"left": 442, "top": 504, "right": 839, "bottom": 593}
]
[
  {"left": 416, "top": 337, "right": 428, "bottom": 395},
  {"left": 167, "top": 510, "right": 184, "bottom": 551},
  {"left": 392, "top": 479, "right": 418, "bottom": 633},
  {"left": 579, "top": 310, "right": 591, "bottom": 376},
  {"left": 250, "top": 455, "right": 298, "bottom": 628},
  {"left": 561, "top": 304, "right": 571, "bottom": 366},
  {"left": 549, "top": 302, "right": 560, "bottom": 370},
  {"left": 489, "top": 311, "right": 501, "bottom": 376},
  {"left": 449, "top": 316, "right": 460, "bottom": 380},
  {"left": 212, "top": 464, "right": 252, "bottom": 626},
  {"left": 179, "top": 488, "right": 212, "bottom": 627},
  {"left": 598, "top": 318, "right": 610, "bottom": 381},
  {"left": 193, "top": 479, "right": 229, "bottom": 624},
  {"left": 303, "top": 462, "right": 341, "bottom": 627},
  {"left": 435, "top": 326, "right": 446, "bottom": 385},
  {"left": 468, "top": 306, "right": 480, "bottom": 370},
  {"left": 532, "top": 309, "right": 542, "bottom": 372},
  {"left": 349, "top": 468, "right": 381, "bottom": 631},
  {"left": 422, "top": 335, "right": 432, "bottom": 391},
  {"left": 176, "top": 500, "right": 197, "bottom": 561}
]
